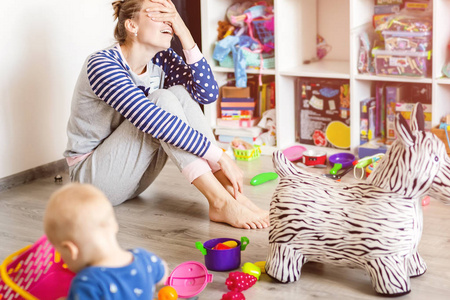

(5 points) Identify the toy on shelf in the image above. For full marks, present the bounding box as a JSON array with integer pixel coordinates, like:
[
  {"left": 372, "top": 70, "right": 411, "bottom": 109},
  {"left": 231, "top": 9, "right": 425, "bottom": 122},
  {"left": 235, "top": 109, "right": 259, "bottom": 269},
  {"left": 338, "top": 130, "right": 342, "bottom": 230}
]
[
  {"left": 213, "top": 1, "right": 275, "bottom": 87},
  {"left": 196, "top": 237, "right": 249, "bottom": 271},
  {"left": 266, "top": 103, "right": 450, "bottom": 296},
  {"left": 164, "top": 261, "right": 212, "bottom": 299},
  {"left": 0, "top": 235, "right": 75, "bottom": 300}
]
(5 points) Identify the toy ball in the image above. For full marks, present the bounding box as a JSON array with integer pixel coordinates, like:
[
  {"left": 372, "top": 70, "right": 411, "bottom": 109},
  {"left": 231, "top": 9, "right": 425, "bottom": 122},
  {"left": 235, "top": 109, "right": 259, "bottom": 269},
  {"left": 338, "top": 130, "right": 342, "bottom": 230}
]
[
  {"left": 158, "top": 286, "right": 178, "bottom": 300},
  {"left": 241, "top": 262, "right": 261, "bottom": 280}
]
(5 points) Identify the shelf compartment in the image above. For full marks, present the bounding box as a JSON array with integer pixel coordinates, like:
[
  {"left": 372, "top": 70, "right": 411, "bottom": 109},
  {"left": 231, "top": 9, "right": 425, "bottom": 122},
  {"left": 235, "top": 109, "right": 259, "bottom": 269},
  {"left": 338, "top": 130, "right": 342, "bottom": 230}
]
[{"left": 280, "top": 60, "right": 350, "bottom": 79}]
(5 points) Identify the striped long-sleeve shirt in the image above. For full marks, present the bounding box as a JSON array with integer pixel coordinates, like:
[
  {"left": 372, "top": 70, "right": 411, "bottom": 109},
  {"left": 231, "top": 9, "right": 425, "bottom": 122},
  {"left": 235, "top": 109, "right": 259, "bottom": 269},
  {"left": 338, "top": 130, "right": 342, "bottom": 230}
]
[{"left": 64, "top": 44, "right": 221, "bottom": 165}]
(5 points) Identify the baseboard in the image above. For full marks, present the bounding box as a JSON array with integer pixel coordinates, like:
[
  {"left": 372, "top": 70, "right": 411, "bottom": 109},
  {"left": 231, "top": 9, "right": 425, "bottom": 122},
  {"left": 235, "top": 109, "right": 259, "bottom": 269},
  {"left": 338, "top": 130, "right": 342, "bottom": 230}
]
[{"left": 0, "top": 159, "right": 68, "bottom": 192}]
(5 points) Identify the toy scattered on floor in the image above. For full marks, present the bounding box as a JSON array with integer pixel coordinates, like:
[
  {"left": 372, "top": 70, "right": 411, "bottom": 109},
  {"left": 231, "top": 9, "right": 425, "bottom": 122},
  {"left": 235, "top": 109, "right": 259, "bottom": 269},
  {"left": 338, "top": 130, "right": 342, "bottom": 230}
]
[
  {"left": 221, "top": 291, "right": 246, "bottom": 300},
  {"left": 300, "top": 150, "right": 327, "bottom": 167},
  {"left": 164, "top": 261, "right": 212, "bottom": 298},
  {"left": 282, "top": 145, "right": 307, "bottom": 162},
  {"left": 241, "top": 262, "right": 261, "bottom": 280},
  {"left": 250, "top": 172, "right": 278, "bottom": 186},
  {"left": 253, "top": 261, "right": 266, "bottom": 274},
  {"left": 322, "top": 166, "right": 353, "bottom": 181},
  {"left": 328, "top": 152, "right": 355, "bottom": 175},
  {"left": 213, "top": 240, "right": 239, "bottom": 250},
  {"left": 225, "top": 271, "right": 257, "bottom": 292},
  {"left": 266, "top": 103, "right": 450, "bottom": 296},
  {"left": 0, "top": 235, "right": 75, "bottom": 300},
  {"left": 157, "top": 286, "right": 178, "bottom": 300},
  {"left": 196, "top": 237, "right": 249, "bottom": 271},
  {"left": 214, "top": 243, "right": 232, "bottom": 250},
  {"left": 231, "top": 139, "right": 261, "bottom": 161},
  {"left": 353, "top": 153, "right": 385, "bottom": 179}
]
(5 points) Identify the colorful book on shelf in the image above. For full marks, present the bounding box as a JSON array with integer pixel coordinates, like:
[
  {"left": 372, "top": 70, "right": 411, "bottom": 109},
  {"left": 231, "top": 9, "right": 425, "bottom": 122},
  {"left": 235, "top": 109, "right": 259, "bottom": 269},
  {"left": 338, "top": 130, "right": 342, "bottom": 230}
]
[
  {"left": 360, "top": 97, "right": 376, "bottom": 144},
  {"left": 216, "top": 118, "right": 258, "bottom": 128},
  {"left": 221, "top": 110, "right": 253, "bottom": 120}
]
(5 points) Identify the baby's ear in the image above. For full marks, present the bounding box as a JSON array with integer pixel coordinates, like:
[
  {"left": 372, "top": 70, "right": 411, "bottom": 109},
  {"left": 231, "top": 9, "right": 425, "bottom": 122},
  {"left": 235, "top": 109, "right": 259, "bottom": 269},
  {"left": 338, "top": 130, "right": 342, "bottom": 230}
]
[{"left": 61, "top": 240, "right": 79, "bottom": 261}]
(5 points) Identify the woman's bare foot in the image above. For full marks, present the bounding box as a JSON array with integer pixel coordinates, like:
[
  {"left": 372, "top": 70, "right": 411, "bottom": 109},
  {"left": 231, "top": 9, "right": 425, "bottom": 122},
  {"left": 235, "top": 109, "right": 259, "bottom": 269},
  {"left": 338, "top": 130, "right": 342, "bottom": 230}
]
[
  {"left": 208, "top": 196, "right": 268, "bottom": 229},
  {"left": 193, "top": 171, "right": 269, "bottom": 229},
  {"left": 213, "top": 170, "right": 270, "bottom": 227}
]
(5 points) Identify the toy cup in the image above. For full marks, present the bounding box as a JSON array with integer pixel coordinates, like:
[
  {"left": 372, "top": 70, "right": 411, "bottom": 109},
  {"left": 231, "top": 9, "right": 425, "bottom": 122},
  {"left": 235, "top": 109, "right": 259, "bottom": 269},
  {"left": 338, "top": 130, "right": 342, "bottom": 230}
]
[{"left": 195, "top": 237, "right": 249, "bottom": 271}]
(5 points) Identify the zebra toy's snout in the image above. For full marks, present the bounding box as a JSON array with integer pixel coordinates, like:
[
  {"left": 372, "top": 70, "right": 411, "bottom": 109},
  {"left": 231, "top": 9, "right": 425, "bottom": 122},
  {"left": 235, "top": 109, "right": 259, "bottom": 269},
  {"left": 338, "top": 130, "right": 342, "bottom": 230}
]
[{"left": 266, "top": 103, "right": 450, "bottom": 296}]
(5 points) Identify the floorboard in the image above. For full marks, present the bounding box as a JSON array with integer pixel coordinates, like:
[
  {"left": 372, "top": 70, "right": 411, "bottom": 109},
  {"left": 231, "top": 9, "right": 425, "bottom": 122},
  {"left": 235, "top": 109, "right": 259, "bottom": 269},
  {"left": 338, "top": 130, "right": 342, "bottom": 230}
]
[{"left": 1, "top": 156, "right": 449, "bottom": 299}]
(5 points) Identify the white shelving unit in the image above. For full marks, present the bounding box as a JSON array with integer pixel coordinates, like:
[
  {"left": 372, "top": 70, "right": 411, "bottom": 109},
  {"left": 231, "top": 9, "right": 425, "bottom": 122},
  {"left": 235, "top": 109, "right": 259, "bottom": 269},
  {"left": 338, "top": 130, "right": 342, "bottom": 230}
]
[{"left": 200, "top": 0, "right": 450, "bottom": 153}]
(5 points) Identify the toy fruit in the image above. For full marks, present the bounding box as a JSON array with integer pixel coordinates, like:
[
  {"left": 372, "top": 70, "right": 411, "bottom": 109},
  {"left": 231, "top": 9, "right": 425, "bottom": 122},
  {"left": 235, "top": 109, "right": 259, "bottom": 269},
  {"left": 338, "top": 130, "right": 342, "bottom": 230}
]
[
  {"left": 213, "top": 243, "right": 232, "bottom": 250},
  {"left": 250, "top": 172, "right": 278, "bottom": 186},
  {"left": 225, "top": 271, "right": 257, "bottom": 292},
  {"left": 241, "top": 262, "right": 261, "bottom": 280},
  {"left": 158, "top": 286, "right": 178, "bottom": 300},
  {"left": 221, "top": 291, "right": 245, "bottom": 300},
  {"left": 253, "top": 261, "right": 266, "bottom": 274},
  {"left": 422, "top": 195, "right": 431, "bottom": 206},
  {"left": 222, "top": 240, "right": 238, "bottom": 248}
]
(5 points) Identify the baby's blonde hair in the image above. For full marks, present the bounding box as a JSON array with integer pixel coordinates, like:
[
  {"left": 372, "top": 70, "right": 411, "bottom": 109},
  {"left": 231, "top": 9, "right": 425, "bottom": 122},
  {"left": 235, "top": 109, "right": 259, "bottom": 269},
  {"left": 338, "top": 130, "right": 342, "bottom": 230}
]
[
  {"left": 44, "top": 183, "right": 116, "bottom": 246},
  {"left": 112, "top": 0, "right": 145, "bottom": 44}
]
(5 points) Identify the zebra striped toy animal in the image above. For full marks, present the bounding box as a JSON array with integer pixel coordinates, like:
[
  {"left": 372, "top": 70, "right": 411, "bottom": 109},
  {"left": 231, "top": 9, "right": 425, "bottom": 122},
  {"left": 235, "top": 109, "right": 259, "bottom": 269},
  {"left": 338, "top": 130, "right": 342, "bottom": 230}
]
[{"left": 266, "top": 103, "right": 450, "bottom": 296}]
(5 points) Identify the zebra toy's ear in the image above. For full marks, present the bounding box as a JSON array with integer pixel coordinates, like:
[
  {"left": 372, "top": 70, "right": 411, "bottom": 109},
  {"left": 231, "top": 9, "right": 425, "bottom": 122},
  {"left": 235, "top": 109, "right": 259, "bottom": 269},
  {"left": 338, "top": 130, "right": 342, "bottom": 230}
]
[
  {"left": 410, "top": 102, "right": 425, "bottom": 132},
  {"left": 395, "top": 112, "right": 415, "bottom": 147}
]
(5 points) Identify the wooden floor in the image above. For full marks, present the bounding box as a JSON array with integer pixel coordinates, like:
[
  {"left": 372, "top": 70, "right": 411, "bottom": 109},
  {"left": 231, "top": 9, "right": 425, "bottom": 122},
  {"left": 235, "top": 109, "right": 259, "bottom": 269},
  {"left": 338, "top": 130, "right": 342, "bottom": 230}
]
[{"left": 1, "top": 155, "right": 450, "bottom": 299}]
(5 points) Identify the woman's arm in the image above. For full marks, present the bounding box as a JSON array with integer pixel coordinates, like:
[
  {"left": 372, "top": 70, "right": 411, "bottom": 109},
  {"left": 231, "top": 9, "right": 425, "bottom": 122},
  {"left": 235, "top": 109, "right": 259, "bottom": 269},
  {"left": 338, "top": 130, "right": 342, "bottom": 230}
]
[
  {"left": 87, "top": 49, "right": 222, "bottom": 163},
  {"left": 147, "top": 0, "right": 219, "bottom": 105},
  {"left": 153, "top": 49, "right": 219, "bottom": 105}
]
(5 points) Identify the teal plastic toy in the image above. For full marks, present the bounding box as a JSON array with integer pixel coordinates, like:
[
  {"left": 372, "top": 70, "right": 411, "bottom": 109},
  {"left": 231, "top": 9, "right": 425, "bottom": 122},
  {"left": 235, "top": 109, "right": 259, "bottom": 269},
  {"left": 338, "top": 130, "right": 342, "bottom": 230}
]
[{"left": 250, "top": 172, "right": 278, "bottom": 186}]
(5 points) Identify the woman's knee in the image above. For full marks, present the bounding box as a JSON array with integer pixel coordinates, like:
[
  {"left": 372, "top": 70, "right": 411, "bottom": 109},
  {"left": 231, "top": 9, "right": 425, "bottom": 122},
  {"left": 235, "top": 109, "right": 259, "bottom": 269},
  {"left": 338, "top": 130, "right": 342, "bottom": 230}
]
[{"left": 150, "top": 89, "right": 183, "bottom": 113}]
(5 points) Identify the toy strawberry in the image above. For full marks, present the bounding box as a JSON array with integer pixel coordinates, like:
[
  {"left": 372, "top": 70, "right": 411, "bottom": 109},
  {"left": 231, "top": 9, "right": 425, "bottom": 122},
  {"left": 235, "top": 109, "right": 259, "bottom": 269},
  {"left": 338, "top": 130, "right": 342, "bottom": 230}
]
[{"left": 225, "top": 271, "right": 257, "bottom": 292}]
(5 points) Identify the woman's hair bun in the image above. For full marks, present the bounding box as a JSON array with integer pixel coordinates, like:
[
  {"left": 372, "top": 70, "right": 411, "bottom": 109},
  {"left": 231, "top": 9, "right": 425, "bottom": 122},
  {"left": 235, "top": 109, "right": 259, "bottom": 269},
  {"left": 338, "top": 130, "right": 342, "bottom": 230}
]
[{"left": 112, "top": 0, "right": 123, "bottom": 21}]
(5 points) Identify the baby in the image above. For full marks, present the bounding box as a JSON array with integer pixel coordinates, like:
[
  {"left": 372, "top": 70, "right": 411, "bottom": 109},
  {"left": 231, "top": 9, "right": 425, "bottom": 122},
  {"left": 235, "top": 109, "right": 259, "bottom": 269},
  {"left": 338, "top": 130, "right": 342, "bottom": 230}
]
[{"left": 44, "top": 183, "right": 168, "bottom": 299}]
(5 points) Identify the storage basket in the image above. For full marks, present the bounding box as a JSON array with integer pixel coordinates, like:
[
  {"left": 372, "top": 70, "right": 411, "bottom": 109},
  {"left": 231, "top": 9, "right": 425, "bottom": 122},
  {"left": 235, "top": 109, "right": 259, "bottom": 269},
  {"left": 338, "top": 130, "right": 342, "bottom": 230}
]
[
  {"left": 0, "top": 236, "right": 75, "bottom": 300},
  {"left": 233, "top": 145, "right": 261, "bottom": 161}
]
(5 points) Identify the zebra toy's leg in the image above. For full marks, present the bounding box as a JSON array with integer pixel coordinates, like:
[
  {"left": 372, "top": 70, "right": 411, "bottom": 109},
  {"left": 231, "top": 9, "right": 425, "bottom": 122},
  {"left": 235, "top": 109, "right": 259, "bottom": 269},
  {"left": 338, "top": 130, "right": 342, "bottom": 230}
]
[
  {"left": 265, "top": 242, "right": 306, "bottom": 283},
  {"left": 408, "top": 251, "right": 427, "bottom": 277},
  {"left": 365, "top": 256, "right": 411, "bottom": 296}
]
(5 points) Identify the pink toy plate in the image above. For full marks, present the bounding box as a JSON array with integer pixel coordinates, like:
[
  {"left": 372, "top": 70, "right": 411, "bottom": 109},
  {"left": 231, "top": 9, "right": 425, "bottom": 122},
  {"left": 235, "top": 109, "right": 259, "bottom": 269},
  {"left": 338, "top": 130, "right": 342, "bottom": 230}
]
[
  {"left": 282, "top": 145, "right": 307, "bottom": 162},
  {"left": 165, "top": 261, "right": 213, "bottom": 298}
]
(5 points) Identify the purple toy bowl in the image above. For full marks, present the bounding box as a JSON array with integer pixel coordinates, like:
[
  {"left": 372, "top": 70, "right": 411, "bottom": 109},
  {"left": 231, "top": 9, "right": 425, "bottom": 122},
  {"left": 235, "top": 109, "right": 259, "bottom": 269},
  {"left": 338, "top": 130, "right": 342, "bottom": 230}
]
[
  {"left": 195, "top": 237, "right": 249, "bottom": 271},
  {"left": 329, "top": 152, "right": 356, "bottom": 169}
]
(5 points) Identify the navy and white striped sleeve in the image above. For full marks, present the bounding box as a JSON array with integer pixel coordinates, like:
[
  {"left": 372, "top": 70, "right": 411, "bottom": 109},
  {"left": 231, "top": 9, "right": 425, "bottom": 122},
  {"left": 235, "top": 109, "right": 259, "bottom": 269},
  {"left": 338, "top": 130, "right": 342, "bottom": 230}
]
[
  {"left": 86, "top": 50, "right": 222, "bottom": 162},
  {"left": 153, "top": 47, "right": 219, "bottom": 105}
]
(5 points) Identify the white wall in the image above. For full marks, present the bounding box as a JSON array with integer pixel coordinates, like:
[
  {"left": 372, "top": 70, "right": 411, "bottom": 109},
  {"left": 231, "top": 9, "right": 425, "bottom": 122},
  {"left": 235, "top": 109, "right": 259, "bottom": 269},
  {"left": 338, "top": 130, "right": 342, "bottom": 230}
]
[{"left": 0, "top": 0, "right": 115, "bottom": 178}]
